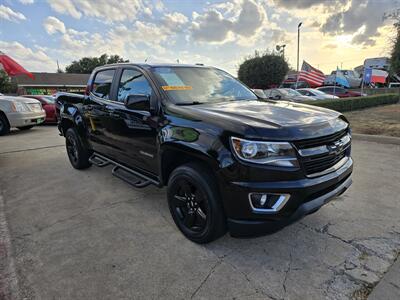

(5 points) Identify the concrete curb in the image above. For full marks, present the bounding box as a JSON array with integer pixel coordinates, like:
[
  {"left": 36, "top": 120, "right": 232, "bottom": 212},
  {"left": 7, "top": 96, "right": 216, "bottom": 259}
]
[
  {"left": 352, "top": 133, "right": 400, "bottom": 145},
  {"left": 368, "top": 255, "right": 400, "bottom": 300}
]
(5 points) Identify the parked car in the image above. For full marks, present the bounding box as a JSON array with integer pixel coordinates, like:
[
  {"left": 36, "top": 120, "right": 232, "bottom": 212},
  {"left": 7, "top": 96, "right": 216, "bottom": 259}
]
[
  {"left": 297, "top": 88, "right": 339, "bottom": 100},
  {"left": 263, "top": 88, "right": 315, "bottom": 102},
  {"left": 324, "top": 70, "right": 362, "bottom": 88},
  {"left": 57, "top": 63, "right": 353, "bottom": 243},
  {"left": 317, "top": 86, "right": 364, "bottom": 98},
  {"left": 0, "top": 96, "right": 45, "bottom": 135},
  {"left": 22, "top": 95, "right": 57, "bottom": 123}
]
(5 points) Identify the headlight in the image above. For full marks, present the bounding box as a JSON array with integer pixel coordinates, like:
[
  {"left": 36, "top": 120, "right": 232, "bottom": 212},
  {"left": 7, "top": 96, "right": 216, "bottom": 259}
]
[
  {"left": 230, "top": 137, "right": 299, "bottom": 167},
  {"left": 11, "top": 102, "right": 29, "bottom": 112}
]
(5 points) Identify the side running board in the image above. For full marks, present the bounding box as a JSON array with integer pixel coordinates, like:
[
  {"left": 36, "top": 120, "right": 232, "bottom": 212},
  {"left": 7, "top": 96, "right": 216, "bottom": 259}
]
[{"left": 89, "top": 153, "right": 159, "bottom": 188}]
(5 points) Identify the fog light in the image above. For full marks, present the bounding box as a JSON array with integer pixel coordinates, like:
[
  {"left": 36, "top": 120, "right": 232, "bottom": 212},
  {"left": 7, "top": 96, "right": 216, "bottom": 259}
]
[{"left": 249, "top": 193, "right": 290, "bottom": 213}]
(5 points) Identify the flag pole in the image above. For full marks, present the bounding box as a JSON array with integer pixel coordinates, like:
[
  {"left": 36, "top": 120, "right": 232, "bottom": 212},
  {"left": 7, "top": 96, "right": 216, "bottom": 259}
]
[{"left": 333, "top": 66, "right": 337, "bottom": 98}]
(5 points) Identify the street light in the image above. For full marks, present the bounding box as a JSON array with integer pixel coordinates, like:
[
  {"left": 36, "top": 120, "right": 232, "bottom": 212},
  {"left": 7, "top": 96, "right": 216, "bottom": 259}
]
[
  {"left": 276, "top": 44, "right": 286, "bottom": 60},
  {"left": 297, "top": 22, "right": 302, "bottom": 72}
]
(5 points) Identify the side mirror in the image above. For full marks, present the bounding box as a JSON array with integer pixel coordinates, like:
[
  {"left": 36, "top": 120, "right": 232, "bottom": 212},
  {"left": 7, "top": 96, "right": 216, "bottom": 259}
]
[{"left": 124, "top": 94, "right": 150, "bottom": 111}]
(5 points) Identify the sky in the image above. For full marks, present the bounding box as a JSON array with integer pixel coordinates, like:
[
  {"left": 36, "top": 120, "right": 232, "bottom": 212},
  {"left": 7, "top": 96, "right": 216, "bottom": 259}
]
[{"left": 0, "top": 0, "right": 398, "bottom": 75}]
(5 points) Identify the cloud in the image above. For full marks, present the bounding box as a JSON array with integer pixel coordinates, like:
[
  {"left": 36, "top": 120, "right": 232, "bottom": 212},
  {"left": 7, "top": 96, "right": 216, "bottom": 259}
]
[
  {"left": 162, "top": 12, "right": 189, "bottom": 30},
  {"left": 0, "top": 41, "right": 54, "bottom": 72},
  {"left": 19, "top": 0, "right": 34, "bottom": 4},
  {"left": 191, "top": 0, "right": 266, "bottom": 43},
  {"left": 273, "top": 0, "right": 348, "bottom": 9},
  {"left": 320, "top": 0, "right": 394, "bottom": 46},
  {"left": 46, "top": 0, "right": 147, "bottom": 22},
  {"left": 0, "top": 5, "right": 26, "bottom": 23},
  {"left": 43, "top": 16, "right": 66, "bottom": 35}
]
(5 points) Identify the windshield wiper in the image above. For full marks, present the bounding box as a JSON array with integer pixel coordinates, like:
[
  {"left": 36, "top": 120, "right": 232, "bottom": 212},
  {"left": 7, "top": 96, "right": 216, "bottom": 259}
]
[{"left": 175, "top": 101, "right": 204, "bottom": 106}]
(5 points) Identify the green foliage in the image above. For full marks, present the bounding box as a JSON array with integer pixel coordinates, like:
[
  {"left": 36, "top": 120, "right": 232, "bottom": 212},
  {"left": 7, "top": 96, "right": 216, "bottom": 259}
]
[
  {"left": 390, "top": 26, "right": 400, "bottom": 75},
  {"left": 238, "top": 51, "right": 289, "bottom": 89},
  {"left": 65, "top": 54, "right": 129, "bottom": 74},
  {"left": 304, "top": 94, "right": 399, "bottom": 112},
  {"left": 0, "top": 70, "right": 17, "bottom": 94}
]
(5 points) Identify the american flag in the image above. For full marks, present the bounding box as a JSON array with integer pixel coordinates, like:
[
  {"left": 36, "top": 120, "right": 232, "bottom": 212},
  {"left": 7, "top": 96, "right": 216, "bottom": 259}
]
[{"left": 298, "top": 61, "right": 325, "bottom": 87}]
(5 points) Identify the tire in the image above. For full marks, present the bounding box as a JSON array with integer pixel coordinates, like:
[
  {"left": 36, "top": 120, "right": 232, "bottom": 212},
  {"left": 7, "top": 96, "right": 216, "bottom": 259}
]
[
  {"left": 0, "top": 114, "right": 10, "bottom": 136},
  {"left": 17, "top": 126, "right": 34, "bottom": 130},
  {"left": 65, "top": 127, "right": 92, "bottom": 169},
  {"left": 167, "top": 163, "right": 226, "bottom": 243}
]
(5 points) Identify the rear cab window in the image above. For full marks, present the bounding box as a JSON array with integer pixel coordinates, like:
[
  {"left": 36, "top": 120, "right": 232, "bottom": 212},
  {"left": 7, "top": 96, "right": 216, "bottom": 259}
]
[{"left": 92, "top": 69, "right": 115, "bottom": 100}]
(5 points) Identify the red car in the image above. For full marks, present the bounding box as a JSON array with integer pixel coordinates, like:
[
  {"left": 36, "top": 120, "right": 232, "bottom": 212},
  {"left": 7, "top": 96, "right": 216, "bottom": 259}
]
[
  {"left": 22, "top": 95, "right": 57, "bottom": 123},
  {"left": 316, "top": 86, "right": 365, "bottom": 98}
]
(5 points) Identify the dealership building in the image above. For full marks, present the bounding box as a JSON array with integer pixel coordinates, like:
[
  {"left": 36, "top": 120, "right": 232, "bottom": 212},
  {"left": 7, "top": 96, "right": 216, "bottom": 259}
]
[{"left": 12, "top": 72, "right": 90, "bottom": 95}]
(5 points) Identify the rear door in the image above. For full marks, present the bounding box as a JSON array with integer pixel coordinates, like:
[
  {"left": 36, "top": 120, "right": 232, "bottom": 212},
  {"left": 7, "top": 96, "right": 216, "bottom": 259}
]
[{"left": 82, "top": 68, "right": 118, "bottom": 157}]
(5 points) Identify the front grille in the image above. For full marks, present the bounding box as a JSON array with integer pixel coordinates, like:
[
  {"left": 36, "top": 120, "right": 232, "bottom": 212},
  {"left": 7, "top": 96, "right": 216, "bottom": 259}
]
[
  {"left": 294, "top": 129, "right": 350, "bottom": 176},
  {"left": 293, "top": 129, "right": 347, "bottom": 149}
]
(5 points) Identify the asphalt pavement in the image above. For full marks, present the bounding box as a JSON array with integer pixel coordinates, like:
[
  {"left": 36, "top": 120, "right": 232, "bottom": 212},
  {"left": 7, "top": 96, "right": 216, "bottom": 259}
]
[{"left": 0, "top": 126, "right": 399, "bottom": 299}]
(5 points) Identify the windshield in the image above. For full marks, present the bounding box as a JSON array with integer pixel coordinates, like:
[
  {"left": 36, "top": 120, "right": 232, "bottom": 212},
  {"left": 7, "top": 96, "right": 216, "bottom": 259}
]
[
  {"left": 278, "top": 88, "right": 301, "bottom": 96},
  {"left": 152, "top": 67, "right": 257, "bottom": 104}
]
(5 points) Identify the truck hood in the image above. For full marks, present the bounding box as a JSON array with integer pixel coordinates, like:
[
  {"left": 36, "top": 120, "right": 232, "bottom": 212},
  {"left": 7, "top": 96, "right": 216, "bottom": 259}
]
[{"left": 167, "top": 100, "right": 348, "bottom": 141}]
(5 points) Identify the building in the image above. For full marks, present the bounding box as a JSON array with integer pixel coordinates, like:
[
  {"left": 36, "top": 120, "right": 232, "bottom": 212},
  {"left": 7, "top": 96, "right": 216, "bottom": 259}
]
[{"left": 11, "top": 72, "right": 90, "bottom": 95}]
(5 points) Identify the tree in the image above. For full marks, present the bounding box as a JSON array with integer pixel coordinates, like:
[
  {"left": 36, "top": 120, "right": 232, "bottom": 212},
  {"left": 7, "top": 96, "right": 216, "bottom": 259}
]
[
  {"left": 390, "top": 19, "right": 400, "bottom": 75},
  {"left": 65, "top": 54, "right": 129, "bottom": 74},
  {"left": 0, "top": 70, "right": 17, "bottom": 94},
  {"left": 238, "top": 51, "right": 289, "bottom": 89}
]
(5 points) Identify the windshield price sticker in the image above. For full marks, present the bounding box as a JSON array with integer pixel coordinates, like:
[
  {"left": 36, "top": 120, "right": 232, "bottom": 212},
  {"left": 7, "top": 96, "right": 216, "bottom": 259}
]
[{"left": 162, "top": 86, "right": 193, "bottom": 91}]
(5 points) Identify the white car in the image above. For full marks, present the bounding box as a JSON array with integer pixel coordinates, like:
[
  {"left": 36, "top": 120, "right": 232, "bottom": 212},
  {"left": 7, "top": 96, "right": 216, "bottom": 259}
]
[
  {"left": 0, "top": 95, "right": 46, "bottom": 135},
  {"left": 297, "top": 88, "right": 339, "bottom": 100}
]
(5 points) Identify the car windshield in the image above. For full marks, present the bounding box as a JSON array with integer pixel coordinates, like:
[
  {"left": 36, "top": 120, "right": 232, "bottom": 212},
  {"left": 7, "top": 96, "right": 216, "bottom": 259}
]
[
  {"left": 278, "top": 89, "right": 301, "bottom": 96},
  {"left": 151, "top": 66, "right": 257, "bottom": 104}
]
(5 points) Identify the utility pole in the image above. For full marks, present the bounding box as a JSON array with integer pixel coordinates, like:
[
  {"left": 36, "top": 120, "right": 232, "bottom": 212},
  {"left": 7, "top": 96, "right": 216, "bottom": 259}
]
[{"left": 297, "top": 22, "right": 302, "bottom": 72}]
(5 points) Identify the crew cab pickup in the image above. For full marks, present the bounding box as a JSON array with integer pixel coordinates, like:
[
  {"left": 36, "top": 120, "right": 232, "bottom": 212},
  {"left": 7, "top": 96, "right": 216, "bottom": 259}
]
[{"left": 56, "top": 63, "right": 353, "bottom": 243}]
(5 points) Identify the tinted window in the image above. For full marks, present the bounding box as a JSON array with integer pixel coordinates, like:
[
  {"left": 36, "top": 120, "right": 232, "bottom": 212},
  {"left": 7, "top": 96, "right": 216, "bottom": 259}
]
[
  {"left": 117, "top": 69, "right": 152, "bottom": 102},
  {"left": 92, "top": 69, "right": 115, "bottom": 99}
]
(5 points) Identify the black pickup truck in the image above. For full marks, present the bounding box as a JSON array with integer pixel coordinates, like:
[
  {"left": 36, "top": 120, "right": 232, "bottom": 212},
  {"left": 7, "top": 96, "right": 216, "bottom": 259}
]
[{"left": 56, "top": 63, "right": 353, "bottom": 243}]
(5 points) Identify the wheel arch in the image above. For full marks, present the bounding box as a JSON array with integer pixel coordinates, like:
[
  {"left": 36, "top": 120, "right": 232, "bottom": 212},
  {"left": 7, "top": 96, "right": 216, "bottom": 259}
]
[{"left": 160, "top": 144, "right": 219, "bottom": 186}]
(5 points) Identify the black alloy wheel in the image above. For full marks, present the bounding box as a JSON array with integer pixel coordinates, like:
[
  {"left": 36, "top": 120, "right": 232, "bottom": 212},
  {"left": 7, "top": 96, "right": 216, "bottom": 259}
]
[
  {"left": 171, "top": 179, "right": 208, "bottom": 233},
  {"left": 65, "top": 127, "right": 92, "bottom": 169},
  {"left": 66, "top": 133, "right": 79, "bottom": 165},
  {"left": 167, "top": 163, "right": 226, "bottom": 243}
]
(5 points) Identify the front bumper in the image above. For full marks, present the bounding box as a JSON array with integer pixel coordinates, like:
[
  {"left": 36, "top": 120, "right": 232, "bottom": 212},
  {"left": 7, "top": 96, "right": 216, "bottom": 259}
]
[
  {"left": 223, "top": 157, "right": 353, "bottom": 237},
  {"left": 7, "top": 111, "right": 46, "bottom": 127}
]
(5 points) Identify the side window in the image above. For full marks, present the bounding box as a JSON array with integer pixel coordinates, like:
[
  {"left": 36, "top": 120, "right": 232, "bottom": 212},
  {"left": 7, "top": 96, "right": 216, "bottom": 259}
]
[
  {"left": 117, "top": 69, "right": 152, "bottom": 102},
  {"left": 92, "top": 69, "right": 115, "bottom": 100}
]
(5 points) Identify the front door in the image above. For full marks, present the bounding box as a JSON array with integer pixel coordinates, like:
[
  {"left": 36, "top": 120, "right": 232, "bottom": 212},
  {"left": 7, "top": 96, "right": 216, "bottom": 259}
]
[{"left": 103, "top": 68, "right": 159, "bottom": 176}]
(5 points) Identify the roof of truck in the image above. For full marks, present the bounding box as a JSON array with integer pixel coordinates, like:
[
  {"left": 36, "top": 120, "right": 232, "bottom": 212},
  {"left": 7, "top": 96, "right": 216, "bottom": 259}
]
[{"left": 97, "top": 62, "right": 209, "bottom": 69}]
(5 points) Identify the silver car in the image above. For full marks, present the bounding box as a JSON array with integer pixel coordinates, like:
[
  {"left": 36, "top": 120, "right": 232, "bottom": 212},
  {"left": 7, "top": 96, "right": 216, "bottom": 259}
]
[
  {"left": 297, "top": 88, "right": 339, "bottom": 100},
  {"left": 0, "top": 96, "right": 46, "bottom": 135},
  {"left": 263, "top": 88, "right": 315, "bottom": 102}
]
